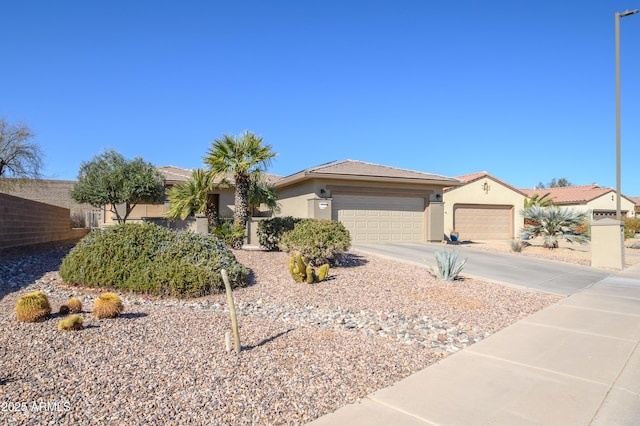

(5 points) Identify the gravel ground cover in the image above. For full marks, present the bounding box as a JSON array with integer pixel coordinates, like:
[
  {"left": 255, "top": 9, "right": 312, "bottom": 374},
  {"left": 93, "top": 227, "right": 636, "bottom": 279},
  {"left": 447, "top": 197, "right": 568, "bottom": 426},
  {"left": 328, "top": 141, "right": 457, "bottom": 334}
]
[
  {"left": 470, "top": 237, "right": 640, "bottom": 267},
  {"left": 1, "top": 244, "right": 562, "bottom": 425}
]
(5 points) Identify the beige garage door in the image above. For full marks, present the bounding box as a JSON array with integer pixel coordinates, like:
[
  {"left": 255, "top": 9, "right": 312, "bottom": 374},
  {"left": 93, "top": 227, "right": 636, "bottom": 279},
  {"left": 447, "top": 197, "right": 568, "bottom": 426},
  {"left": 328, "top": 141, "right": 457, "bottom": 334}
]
[
  {"left": 332, "top": 194, "right": 424, "bottom": 243},
  {"left": 453, "top": 205, "right": 513, "bottom": 240}
]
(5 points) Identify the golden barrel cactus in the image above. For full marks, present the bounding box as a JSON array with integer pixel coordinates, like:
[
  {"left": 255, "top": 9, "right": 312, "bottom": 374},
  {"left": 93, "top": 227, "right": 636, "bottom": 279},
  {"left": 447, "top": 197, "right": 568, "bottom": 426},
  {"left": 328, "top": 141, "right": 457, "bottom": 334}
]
[
  {"left": 15, "top": 291, "right": 51, "bottom": 322},
  {"left": 58, "top": 314, "right": 83, "bottom": 331},
  {"left": 67, "top": 297, "right": 83, "bottom": 313},
  {"left": 93, "top": 292, "right": 124, "bottom": 319}
]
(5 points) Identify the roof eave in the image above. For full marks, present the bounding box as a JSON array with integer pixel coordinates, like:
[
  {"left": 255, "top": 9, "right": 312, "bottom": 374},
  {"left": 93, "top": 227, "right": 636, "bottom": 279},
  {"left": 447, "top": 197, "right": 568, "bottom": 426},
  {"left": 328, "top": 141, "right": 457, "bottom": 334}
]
[{"left": 274, "top": 171, "right": 462, "bottom": 188}]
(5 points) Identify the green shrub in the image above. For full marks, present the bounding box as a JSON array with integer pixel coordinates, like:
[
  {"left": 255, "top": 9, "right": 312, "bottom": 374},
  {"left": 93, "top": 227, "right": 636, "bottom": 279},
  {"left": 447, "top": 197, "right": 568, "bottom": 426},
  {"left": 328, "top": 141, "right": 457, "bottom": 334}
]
[
  {"left": 429, "top": 250, "right": 467, "bottom": 281},
  {"left": 60, "top": 223, "right": 249, "bottom": 298},
  {"left": 213, "top": 218, "right": 246, "bottom": 248},
  {"left": 623, "top": 217, "right": 640, "bottom": 239},
  {"left": 93, "top": 292, "right": 124, "bottom": 319},
  {"left": 58, "top": 314, "right": 83, "bottom": 331},
  {"left": 280, "top": 219, "right": 351, "bottom": 266},
  {"left": 257, "top": 216, "right": 303, "bottom": 251},
  {"left": 15, "top": 291, "right": 51, "bottom": 322}
]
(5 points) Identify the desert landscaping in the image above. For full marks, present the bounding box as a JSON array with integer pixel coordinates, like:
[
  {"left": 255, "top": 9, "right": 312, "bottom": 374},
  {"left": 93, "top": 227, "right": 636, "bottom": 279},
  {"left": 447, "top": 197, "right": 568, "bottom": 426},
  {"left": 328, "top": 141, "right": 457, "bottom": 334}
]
[{"left": 0, "top": 241, "right": 573, "bottom": 425}]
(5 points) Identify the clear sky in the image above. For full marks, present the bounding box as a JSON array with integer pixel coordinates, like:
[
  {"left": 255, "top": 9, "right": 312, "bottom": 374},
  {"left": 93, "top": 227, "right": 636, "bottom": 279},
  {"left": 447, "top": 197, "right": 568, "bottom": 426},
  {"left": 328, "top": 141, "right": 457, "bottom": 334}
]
[{"left": 2, "top": 1, "right": 640, "bottom": 195}]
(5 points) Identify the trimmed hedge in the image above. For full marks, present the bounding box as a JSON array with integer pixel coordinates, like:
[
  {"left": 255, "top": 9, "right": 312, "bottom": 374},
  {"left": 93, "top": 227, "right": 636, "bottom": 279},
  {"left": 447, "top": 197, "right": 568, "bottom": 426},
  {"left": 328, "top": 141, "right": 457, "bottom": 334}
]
[
  {"left": 257, "top": 216, "right": 303, "bottom": 251},
  {"left": 280, "top": 219, "right": 351, "bottom": 266},
  {"left": 59, "top": 223, "right": 249, "bottom": 298}
]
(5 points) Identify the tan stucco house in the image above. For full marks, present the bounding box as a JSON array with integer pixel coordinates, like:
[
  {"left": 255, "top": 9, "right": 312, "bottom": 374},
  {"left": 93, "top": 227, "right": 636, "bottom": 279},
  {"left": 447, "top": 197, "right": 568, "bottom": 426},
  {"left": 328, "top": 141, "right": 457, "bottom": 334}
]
[
  {"left": 521, "top": 184, "right": 636, "bottom": 220},
  {"left": 102, "top": 160, "right": 461, "bottom": 244},
  {"left": 443, "top": 172, "right": 527, "bottom": 241},
  {"left": 630, "top": 196, "right": 640, "bottom": 216},
  {"left": 272, "top": 160, "right": 461, "bottom": 243}
]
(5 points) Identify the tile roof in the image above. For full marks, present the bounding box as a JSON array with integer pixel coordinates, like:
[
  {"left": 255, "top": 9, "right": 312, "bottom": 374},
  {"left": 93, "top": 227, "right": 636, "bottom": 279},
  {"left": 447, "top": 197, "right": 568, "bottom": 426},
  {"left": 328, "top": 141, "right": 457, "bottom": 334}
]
[
  {"left": 520, "top": 184, "right": 614, "bottom": 205},
  {"left": 276, "top": 159, "right": 461, "bottom": 186},
  {"left": 446, "top": 171, "right": 527, "bottom": 195},
  {"left": 157, "top": 165, "right": 193, "bottom": 183},
  {"left": 631, "top": 196, "right": 640, "bottom": 206},
  {"left": 156, "top": 165, "right": 283, "bottom": 186}
]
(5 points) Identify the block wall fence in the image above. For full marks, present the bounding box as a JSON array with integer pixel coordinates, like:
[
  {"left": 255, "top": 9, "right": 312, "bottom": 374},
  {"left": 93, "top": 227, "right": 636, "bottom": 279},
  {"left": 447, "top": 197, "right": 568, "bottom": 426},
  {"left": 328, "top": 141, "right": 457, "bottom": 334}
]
[
  {"left": 0, "top": 179, "right": 95, "bottom": 227},
  {"left": 0, "top": 193, "right": 88, "bottom": 250}
]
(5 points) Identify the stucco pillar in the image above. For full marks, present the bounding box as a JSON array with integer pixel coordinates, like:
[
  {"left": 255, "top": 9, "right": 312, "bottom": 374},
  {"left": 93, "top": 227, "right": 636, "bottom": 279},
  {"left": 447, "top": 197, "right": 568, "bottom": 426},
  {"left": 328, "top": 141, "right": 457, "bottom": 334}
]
[
  {"left": 308, "top": 198, "right": 332, "bottom": 220},
  {"left": 427, "top": 201, "right": 445, "bottom": 242},
  {"left": 591, "top": 218, "right": 625, "bottom": 270},
  {"left": 194, "top": 214, "right": 209, "bottom": 234}
]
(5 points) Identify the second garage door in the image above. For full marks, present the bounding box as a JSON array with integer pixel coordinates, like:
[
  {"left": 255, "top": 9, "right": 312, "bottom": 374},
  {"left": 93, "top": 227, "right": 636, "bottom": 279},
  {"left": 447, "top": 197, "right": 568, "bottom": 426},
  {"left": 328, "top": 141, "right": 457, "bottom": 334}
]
[
  {"left": 453, "top": 205, "right": 513, "bottom": 240},
  {"left": 332, "top": 194, "right": 424, "bottom": 243}
]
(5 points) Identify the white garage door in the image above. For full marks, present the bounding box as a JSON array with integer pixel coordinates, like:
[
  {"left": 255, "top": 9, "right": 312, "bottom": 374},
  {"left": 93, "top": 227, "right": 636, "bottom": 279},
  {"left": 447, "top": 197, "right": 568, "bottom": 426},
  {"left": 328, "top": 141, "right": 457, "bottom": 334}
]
[
  {"left": 453, "top": 205, "right": 513, "bottom": 241},
  {"left": 332, "top": 194, "right": 424, "bottom": 243}
]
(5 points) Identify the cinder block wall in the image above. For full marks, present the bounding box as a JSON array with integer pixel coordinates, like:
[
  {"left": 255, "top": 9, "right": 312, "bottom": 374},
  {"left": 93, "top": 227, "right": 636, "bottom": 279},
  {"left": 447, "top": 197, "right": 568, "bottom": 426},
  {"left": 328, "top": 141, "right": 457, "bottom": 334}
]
[
  {"left": 1, "top": 179, "right": 93, "bottom": 227},
  {"left": 0, "top": 193, "right": 88, "bottom": 250}
]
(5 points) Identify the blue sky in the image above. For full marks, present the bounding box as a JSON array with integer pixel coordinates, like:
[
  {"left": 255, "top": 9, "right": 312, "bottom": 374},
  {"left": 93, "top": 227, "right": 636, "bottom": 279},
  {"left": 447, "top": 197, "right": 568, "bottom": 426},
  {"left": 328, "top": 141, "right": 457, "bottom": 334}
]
[{"left": 2, "top": 1, "right": 640, "bottom": 195}]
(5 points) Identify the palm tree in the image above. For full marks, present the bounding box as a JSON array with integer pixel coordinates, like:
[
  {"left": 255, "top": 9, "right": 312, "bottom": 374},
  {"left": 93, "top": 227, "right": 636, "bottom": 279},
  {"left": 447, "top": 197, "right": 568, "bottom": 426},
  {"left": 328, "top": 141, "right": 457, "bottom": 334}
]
[
  {"left": 166, "top": 169, "right": 219, "bottom": 227},
  {"left": 204, "top": 131, "right": 276, "bottom": 248},
  {"left": 520, "top": 205, "right": 590, "bottom": 249},
  {"left": 248, "top": 172, "right": 280, "bottom": 215},
  {"left": 524, "top": 192, "right": 555, "bottom": 208}
]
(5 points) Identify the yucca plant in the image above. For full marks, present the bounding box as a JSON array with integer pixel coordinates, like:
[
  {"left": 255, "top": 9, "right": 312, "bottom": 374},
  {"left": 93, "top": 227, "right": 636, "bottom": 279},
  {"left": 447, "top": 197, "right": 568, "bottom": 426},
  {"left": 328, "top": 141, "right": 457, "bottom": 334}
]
[
  {"left": 93, "top": 292, "right": 124, "bottom": 319},
  {"left": 67, "top": 297, "right": 82, "bottom": 313},
  {"left": 58, "top": 314, "right": 83, "bottom": 331},
  {"left": 520, "top": 205, "right": 590, "bottom": 249},
  {"left": 430, "top": 250, "right": 467, "bottom": 281},
  {"left": 15, "top": 291, "right": 51, "bottom": 322}
]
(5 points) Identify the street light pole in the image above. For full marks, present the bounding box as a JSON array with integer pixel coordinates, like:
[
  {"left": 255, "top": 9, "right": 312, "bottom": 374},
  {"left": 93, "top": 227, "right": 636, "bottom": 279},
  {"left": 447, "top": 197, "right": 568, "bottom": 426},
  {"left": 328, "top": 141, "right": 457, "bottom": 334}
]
[{"left": 615, "top": 9, "right": 638, "bottom": 221}]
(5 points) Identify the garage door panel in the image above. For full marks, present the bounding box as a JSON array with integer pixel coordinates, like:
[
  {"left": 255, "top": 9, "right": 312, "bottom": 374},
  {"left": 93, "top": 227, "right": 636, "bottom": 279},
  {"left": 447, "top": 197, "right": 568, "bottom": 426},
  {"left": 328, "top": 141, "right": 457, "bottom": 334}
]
[
  {"left": 333, "top": 195, "right": 424, "bottom": 243},
  {"left": 454, "top": 205, "right": 512, "bottom": 240}
]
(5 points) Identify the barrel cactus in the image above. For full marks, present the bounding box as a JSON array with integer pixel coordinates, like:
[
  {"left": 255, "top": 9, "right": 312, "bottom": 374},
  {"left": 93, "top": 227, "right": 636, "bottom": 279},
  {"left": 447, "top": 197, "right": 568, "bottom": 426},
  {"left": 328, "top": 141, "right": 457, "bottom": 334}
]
[
  {"left": 15, "top": 291, "right": 51, "bottom": 322},
  {"left": 67, "top": 297, "right": 83, "bottom": 313},
  {"left": 93, "top": 292, "right": 124, "bottom": 319},
  {"left": 58, "top": 314, "right": 83, "bottom": 331}
]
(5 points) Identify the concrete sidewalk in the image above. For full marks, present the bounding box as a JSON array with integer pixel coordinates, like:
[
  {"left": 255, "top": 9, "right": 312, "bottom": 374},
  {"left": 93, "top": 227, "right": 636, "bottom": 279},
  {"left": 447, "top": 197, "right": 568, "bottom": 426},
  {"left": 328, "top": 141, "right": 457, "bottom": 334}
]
[{"left": 309, "top": 263, "right": 640, "bottom": 425}]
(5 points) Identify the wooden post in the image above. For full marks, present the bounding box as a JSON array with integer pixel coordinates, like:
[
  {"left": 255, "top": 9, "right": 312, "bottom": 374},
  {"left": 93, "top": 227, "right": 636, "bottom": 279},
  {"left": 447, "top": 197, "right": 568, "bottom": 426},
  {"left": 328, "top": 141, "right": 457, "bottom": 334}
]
[{"left": 221, "top": 269, "right": 241, "bottom": 353}]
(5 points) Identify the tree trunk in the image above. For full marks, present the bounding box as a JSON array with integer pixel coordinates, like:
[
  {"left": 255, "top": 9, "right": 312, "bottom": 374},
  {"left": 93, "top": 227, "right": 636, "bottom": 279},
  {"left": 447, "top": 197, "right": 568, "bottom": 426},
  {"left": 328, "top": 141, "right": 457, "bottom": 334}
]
[{"left": 233, "top": 174, "right": 249, "bottom": 248}]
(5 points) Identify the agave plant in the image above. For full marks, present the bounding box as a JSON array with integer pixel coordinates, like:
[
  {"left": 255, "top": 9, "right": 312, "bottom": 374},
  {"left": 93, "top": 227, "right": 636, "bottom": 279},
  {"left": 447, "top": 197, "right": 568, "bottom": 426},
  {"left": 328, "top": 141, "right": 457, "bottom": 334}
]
[
  {"left": 520, "top": 205, "right": 590, "bottom": 249},
  {"left": 430, "top": 250, "right": 467, "bottom": 281}
]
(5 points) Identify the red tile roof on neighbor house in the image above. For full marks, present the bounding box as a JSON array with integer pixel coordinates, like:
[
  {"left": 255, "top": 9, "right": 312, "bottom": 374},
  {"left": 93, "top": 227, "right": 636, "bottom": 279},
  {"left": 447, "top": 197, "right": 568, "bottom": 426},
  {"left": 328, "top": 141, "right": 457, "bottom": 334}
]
[
  {"left": 520, "top": 184, "right": 622, "bottom": 205},
  {"left": 446, "top": 171, "right": 527, "bottom": 195}
]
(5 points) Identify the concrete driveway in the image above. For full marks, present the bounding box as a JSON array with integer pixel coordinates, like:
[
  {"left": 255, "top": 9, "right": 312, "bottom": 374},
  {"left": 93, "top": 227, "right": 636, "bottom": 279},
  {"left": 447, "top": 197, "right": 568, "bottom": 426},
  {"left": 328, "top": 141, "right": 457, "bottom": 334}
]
[{"left": 353, "top": 242, "right": 614, "bottom": 296}]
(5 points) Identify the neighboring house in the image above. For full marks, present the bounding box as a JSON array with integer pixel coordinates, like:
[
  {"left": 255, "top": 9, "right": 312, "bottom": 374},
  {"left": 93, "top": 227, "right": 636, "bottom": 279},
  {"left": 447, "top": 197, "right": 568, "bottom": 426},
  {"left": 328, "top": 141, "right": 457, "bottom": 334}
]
[
  {"left": 521, "top": 184, "right": 636, "bottom": 220},
  {"left": 272, "top": 160, "right": 462, "bottom": 243},
  {"left": 631, "top": 197, "right": 640, "bottom": 216},
  {"left": 443, "top": 172, "right": 527, "bottom": 241}
]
